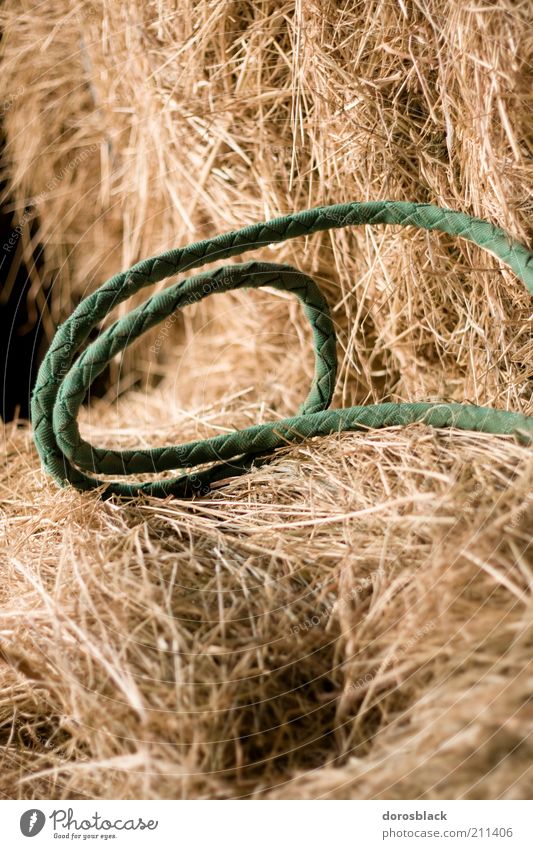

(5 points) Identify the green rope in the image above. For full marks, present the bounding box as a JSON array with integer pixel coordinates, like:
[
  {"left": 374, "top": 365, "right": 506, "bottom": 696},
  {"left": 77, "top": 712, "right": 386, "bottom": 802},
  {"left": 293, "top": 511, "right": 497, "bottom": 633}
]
[{"left": 31, "top": 201, "right": 533, "bottom": 499}]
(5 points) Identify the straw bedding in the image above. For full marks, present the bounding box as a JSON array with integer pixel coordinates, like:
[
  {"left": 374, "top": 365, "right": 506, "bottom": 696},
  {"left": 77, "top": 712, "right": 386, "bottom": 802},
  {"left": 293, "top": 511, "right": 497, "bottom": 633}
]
[{"left": 1, "top": 0, "right": 532, "bottom": 798}]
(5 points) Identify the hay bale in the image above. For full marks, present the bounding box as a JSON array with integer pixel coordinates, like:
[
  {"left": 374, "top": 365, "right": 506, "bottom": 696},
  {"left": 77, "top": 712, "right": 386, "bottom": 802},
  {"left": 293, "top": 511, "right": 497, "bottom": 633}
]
[
  {"left": 1, "top": 0, "right": 532, "bottom": 401},
  {"left": 0, "top": 0, "right": 532, "bottom": 798},
  {"left": 2, "top": 414, "right": 533, "bottom": 798}
]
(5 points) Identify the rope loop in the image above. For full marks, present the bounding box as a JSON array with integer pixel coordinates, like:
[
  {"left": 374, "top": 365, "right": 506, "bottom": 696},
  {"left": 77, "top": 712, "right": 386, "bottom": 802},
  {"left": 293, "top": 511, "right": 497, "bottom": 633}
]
[{"left": 31, "top": 201, "right": 533, "bottom": 498}]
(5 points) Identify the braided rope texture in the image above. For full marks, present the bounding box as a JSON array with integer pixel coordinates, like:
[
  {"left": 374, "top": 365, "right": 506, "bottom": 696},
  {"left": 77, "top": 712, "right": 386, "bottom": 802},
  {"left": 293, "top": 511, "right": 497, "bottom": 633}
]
[{"left": 31, "top": 201, "right": 533, "bottom": 499}]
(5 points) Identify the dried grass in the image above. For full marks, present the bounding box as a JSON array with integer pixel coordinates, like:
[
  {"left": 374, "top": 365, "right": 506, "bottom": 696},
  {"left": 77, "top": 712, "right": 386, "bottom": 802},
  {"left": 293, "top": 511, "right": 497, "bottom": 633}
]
[{"left": 0, "top": 0, "right": 532, "bottom": 799}]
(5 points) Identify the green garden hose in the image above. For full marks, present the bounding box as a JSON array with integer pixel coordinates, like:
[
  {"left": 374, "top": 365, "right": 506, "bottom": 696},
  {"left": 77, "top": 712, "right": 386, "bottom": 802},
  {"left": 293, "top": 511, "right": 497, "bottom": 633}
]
[{"left": 31, "top": 201, "right": 533, "bottom": 499}]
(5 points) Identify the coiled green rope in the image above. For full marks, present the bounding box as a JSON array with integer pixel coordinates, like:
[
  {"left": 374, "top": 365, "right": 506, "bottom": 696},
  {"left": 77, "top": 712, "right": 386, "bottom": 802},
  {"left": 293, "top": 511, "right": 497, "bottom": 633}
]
[{"left": 31, "top": 201, "right": 533, "bottom": 499}]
